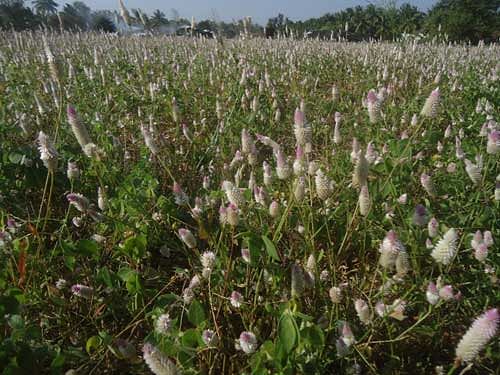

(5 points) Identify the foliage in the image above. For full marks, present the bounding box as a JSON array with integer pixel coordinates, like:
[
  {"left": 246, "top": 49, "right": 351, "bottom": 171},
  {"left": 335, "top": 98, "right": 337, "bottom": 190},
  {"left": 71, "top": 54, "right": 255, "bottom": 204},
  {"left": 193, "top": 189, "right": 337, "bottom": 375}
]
[
  {"left": 0, "top": 0, "right": 497, "bottom": 42},
  {"left": 90, "top": 14, "right": 116, "bottom": 33},
  {"left": 425, "top": 0, "right": 500, "bottom": 43},
  {"left": 0, "top": 0, "right": 38, "bottom": 30},
  {"left": 0, "top": 27, "right": 499, "bottom": 375}
]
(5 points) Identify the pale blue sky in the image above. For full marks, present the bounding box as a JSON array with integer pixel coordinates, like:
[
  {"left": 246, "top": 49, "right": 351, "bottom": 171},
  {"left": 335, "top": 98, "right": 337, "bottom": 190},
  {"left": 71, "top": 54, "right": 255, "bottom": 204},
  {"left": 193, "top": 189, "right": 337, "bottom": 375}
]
[{"left": 56, "top": 0, "right": 437, "bottom": 25}]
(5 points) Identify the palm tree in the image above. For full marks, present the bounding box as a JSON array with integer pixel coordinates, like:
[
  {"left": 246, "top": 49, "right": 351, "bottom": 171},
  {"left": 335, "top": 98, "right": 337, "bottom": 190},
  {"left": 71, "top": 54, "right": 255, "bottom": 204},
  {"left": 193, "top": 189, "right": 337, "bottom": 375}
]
[
  {"left": 32, "top": 0, "right": 58, "bottom": 17},
  {"left": 150, "top": 9, "right": 166, "bottom": 28},
  {"left": 398, "top": 4, "right": 424, "bottom": 35}
]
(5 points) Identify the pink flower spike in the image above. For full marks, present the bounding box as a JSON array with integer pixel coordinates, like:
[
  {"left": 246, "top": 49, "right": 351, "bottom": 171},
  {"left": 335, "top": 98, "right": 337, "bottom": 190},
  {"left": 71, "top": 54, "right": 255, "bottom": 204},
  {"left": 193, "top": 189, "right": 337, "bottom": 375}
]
[
  {"left": 295, "top": 145, "right": 304, "bottom": 159},
  {"left": 294, "top": 108, "right": 305, "bottom": 127},
  {"left": 455, "top": 308, "right": 499, "bottom": 363},
  {"left": 367, "top": 90, "right": 378, "bottom": 103}
]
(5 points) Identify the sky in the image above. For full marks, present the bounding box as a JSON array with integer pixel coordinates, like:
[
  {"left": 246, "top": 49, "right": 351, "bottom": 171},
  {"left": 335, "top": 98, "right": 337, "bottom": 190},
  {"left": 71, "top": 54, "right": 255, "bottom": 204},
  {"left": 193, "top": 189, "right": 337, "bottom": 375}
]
[{"left": 57, "top": 0, "right": 437, "bottom": 25}]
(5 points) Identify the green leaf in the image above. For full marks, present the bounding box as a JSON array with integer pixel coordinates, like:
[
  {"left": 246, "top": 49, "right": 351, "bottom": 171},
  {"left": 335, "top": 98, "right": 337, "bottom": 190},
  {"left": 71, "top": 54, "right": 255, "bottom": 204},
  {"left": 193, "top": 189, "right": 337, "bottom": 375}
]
[
  {"left": 301, "top": 325, "right": 325, "bottom": 348},
  {"left": 125, "top": 277, "right": 141, "bottom": 295},
  {"left": 246, "top": 234, "right": 263, "bottom": 265},
  {"left": 50, "top": 352, "right": 65, "bottom": 370},
  {"left": 118, "top": 270, "right": 142, "bottom": 295},
  {"left": 86, "top": 336, "right": 102, "bottom": 354},
  {"left": 278, "top": 311, "right": 298, "bottom": 354},
  {"left": 77, "top": 239, "right": 99, "bottom": 258},
  {"left": 8, "top": 315, "right": 24, "bottom": 330},
  {"left": 0, "top": 296, "right": 20, "bottom": 316},
  {"left": 294, "top": 312, "right": 314, "bottom": 322},
  {"left": 97, "top": 267, "right": 115, "bottom": 289},
  {"left": 262, "top": 235, "right": 280, "bottom": 262},
  {"left": 8, "top": 153, "right": 22, "bottom": 164},
  {"left": 117, "top": 267, "right": 137, "bottom": 282},
  {"left": 187, "top": 300, "right": 206, "bottom": 326},
  {"left": 155, "top": 294, "right": 179, "bottom": 309},
  {"left": 99, "top": 331, "right": 113, "bottom": 347},
  {"left": 120, "top": 234, "right": 147, "bottom": 260},
  {"left": 64, "top": 255, "right": 76, "bottom": 271},
  {"left": 181, "top": 329, "right": 201, "bottom": 348}
]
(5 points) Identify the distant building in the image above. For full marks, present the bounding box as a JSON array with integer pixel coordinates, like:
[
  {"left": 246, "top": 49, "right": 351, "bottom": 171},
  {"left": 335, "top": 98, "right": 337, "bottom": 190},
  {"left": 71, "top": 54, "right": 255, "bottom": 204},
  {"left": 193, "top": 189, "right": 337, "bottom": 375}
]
[
  {"left": 113, "top": 14, "right": 144, "bottom": 34},
  {"left": 176, "top": 25, "right": 214, "bottom": 38}
]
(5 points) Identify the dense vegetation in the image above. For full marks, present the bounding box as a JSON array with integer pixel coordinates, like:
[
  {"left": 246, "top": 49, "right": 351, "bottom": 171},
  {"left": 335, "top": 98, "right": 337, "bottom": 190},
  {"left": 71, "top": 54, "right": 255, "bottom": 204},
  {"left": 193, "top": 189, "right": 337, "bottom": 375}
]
[
  {"left": 0, "top": 30, "right": 498, "bottom": 374},
  {"left": 0, "top": 0, "right": 499, "bottom": 42}
]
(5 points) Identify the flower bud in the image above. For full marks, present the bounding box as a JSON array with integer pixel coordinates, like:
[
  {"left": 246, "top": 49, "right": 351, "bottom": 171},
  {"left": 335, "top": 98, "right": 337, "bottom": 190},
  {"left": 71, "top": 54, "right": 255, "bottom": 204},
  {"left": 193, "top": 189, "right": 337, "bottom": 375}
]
[
  {"left": 179, "top": 228, "right": 196, "bottom": 249},
  {"left": 269, "top": 200, "right": 280, "bottom": 218}
]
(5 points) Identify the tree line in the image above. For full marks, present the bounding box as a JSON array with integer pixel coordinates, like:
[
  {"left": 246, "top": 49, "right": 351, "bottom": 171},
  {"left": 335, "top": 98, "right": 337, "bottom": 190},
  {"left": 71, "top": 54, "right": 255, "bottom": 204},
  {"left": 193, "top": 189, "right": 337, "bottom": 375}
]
[
  {"left": 266, "top": 1, "right": 499, "bottom": 43},
  {"left": 0, "top": 0, "right": 498, "bottom": 43}
]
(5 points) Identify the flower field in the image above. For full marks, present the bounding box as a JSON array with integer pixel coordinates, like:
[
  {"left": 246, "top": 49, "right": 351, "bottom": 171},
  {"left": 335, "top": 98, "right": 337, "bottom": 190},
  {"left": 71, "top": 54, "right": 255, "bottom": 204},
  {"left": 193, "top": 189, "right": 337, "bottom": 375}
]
[{"left": 0, "top": 32, "right": 499, "bottom": 374}]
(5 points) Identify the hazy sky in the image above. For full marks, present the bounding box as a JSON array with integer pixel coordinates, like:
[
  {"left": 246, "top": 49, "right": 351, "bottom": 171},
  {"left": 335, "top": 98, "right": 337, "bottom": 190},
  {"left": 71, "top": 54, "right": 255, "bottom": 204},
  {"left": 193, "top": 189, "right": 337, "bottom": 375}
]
[{"left": 57, "top": 0, "right": 437, "bottom": 25}]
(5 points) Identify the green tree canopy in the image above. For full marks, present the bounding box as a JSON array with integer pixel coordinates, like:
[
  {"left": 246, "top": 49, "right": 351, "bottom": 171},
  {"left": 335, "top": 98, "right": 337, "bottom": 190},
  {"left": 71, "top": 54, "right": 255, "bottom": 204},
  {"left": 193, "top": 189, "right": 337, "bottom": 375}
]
[
  {"left": 0, "top": 0, "right": 38, "bottom": 30},
  {"left": 425, "top": 0, "right": 500, "bottom": 43},
  {"left": 32, "top": 0, "right": 58, "bottom": 17}
]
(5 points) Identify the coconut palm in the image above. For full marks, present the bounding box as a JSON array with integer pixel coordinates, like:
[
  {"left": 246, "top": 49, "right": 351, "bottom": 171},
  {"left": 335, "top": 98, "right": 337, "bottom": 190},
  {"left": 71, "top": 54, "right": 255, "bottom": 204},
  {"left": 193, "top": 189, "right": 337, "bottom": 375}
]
[
  {"left": 32, "top": 0, "right": 58, "bottom": 17},
  {"left": 150, "top": 9, "right": 167, "bottom": 28}
]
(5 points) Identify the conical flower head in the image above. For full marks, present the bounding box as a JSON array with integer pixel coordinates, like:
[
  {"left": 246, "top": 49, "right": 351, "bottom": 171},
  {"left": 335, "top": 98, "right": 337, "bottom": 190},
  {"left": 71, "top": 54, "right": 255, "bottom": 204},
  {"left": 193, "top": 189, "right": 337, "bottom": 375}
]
[
  {"left": 173, "top": 182, "right": 188, "bottom": 205},
  {"left": 352, "top": 151, "right": 369, "bottom": 188},
  {"left": 420, "top": 87, "right": 440, "bottom": 118},
  {"left": 67, "top": 161, "right": 79, "bottom": 180},
  {"left": 276, "top": 150, "right": 291, "bottom": 180},
  {"left": 67, "top": 193, "right": 90, "bottom": 213},
  {"left": 420, "top": 173, "right": 436, "bottom": 197},
  {"left": 179, "top": 228, "right": 196, "bottom": 249},
  {"left": 395, "top": 249, "right": 410, "bottom": 278},
  {"left": 226, "top": 204, "right": 239, "bottom": 226},
  {"left": 428, "top": 217, "right": 439, "bottom": 238},
  {"left": 118, "top": 0, "right": 131, "bottom": 26},
  {"left": 474, "top": 243, "right": 488, "bottom": 262},
  {"left": 294, "top": 177, "right": 306, "bottom": 202},
  {"left": 254, "top": 186, "right": 267, "bottom": 206},
  {"left": 269, "top": 200, "right": 280, "bottom": 218},
  {"left": 222, "top": 181, "right": 245, "bottom": 206},
  {"left": 333, "top": 112, "right": 342, "bottom": 144},
  {"left": 219, "top": 205, "right": 228, "bottom": 225},
  {"left": 365, "top": 142, "right": 379, "bottom": 164},
  {"left": 67, "top": 106, "right": 93, "bottom": 156},
  {"left": 155, "top": 313, "right": 172, "bottom": 334},
  {"left": 230, "top": 291, "right": 243, "bottom": 308},
  {"left": 201, "top": 251, "right": 216, "bottom": 269},
  {"left": 426, "top": 282, "right": 440, "bottom": 305},
  {"left": 71, "top": 284, "right": 93, "bottom": 299},
  {"left": 431, "top": 228, "right": 458, "bottom": 265},
  {"left": 239, "top": 331, "right": 258, "bottom": 354},
  {"left": 455, "top": 137, "right": 465, "bottom": 159},
  {"left": 37, "top": 131, "right": 58, "bottom": 172},
  {"left": 354, "top": 299, "right": 371, "bottom": 324},
  {"left": 329, "top": 287, "right": 342, "bottom": 303},
  {"left": 486, "top": 130, "right": 499, "bottom": 154},
  {"left": 241, "top": 129, "right": 253, "bottom": 155},
  {"left": 142, "top": 343, "right": 180, "bottom": 375},
  {"left": 455, "top": 308, "right": 499, "bottom": 363},
  {"left": 413, "top": 204, "right": 428, "bottom": 226},
  {"left": 97, "top": 187, "right": 107, "bottom": 211},
  {"left": 315, "top": 169, "right": 331, "bottom": 200},
  {"left": 379, "top": 230, "right": 405, "bottom": 269},
  {"left": 293, "top": 146, "right": 306, "bottom": 175},
  {"left": 464, "top": 158, "right": 482, "bottom": 185},
  {"left": 42, "top": 36, "right": 60, "bottom": 83},
  {"left": 366, "top": 89, "right": 380, "bottom": 124},
  {"left": 331, "top": 85, "right": 339, "bottom": 101},
  {"left": 351, "top": 138, "right": 360, "bottom": 163},
  {"left": 294, "top": 108, "right": 305, "bottom": 127},
  {"left": 358, "top": 185, "right": 370, "bottom": 216},
  {"left": 291, "top": 263, "right": 305, "bottom": 297},
  {"left": 202, "top": 329, "right": 218, "bottom": 347}
]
